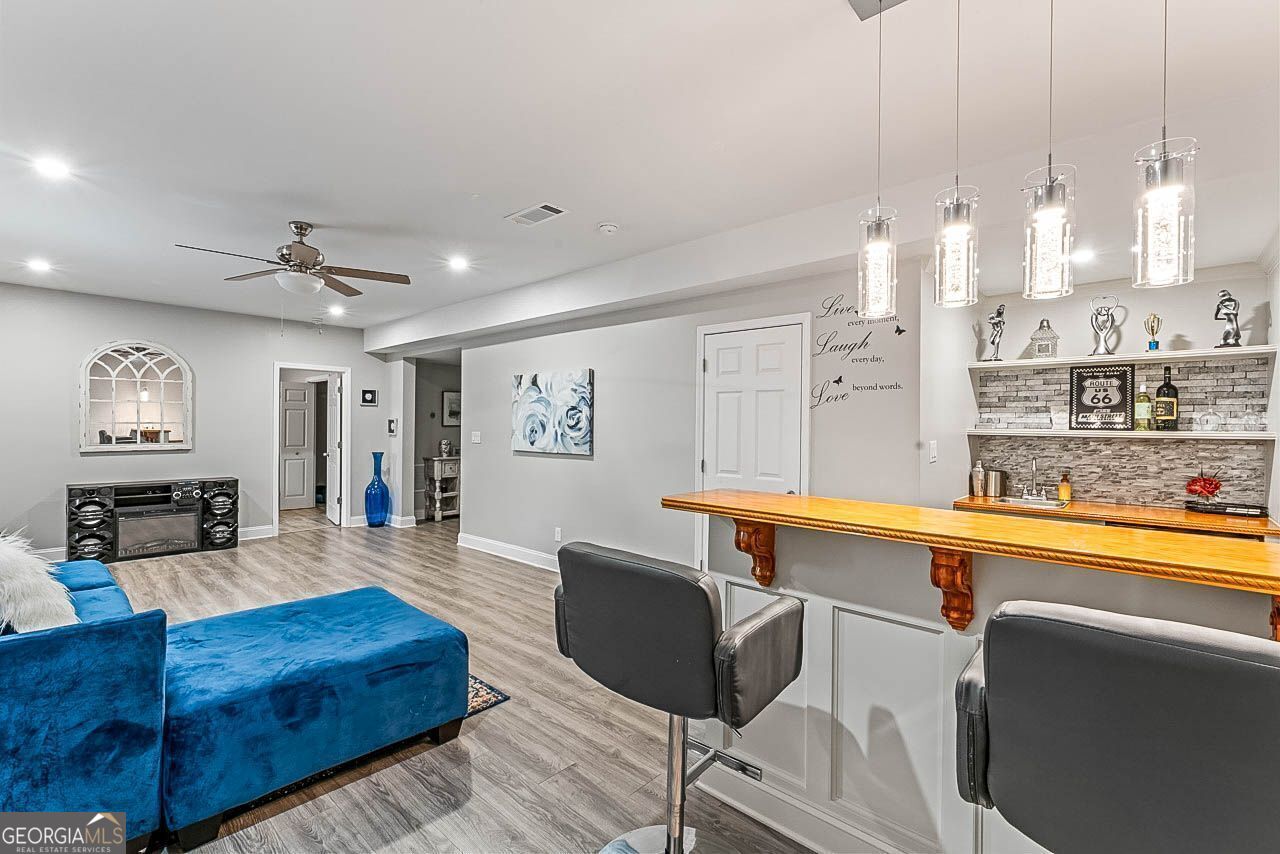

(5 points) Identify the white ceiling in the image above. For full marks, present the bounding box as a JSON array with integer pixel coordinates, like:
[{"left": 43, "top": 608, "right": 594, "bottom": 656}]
[{"left": 0, "top": 0, "right": 1275, "bottom": 328}]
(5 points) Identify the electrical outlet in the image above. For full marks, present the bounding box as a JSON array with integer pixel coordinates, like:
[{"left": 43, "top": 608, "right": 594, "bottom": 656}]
[
  {"left": 471, "top": 431, "right": 481, "bottom": 444},
  {"left": 554, "top": 527, "right": 562, "bottom": 543},
  {"left": 928, "top": 440, "right": 938, "bottom": 464}
]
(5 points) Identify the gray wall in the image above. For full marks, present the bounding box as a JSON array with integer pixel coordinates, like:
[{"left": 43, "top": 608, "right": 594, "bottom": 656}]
[
  {"left": 459, "top": 263, "right": 922, "bottom": 562},
  {"left": 0, "top": 282, "right": 391, "bottom": 548}
]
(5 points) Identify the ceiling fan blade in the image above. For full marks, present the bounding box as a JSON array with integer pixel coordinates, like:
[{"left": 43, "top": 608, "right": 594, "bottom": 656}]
[
  {"left": 175, "top": 244, "right": 281, "bottom": 265},
  {"left": 319, "top": 274, "right": 362, "bottom": 297},
  {"left": 224, "top": 269, "right": 280, "bottom": 282},
  {"left": 318, "top": 265, "right": 410, "bottom": 285},
  {"left": 288, "top": 240, "right": 321, "bottom": 267}
]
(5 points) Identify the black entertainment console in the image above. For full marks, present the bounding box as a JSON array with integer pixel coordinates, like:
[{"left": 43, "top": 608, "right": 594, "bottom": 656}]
[{"left": 66, "top": 478, "right": 239, "bottom": 563}]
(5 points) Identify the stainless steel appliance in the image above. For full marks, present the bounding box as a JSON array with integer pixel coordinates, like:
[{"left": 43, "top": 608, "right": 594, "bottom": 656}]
[{"left": 983, "top": 468, "right": 1009, "bottom": 498}]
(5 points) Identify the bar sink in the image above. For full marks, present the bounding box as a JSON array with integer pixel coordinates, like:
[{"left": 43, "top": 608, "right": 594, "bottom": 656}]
[{"left": 995, "top": 496, "right": 1070, "bottom": 509}]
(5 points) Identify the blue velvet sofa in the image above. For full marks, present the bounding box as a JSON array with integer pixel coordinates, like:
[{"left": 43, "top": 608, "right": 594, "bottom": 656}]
[
  {"left": 2, "top": 560, "right": 469, "bottom": 852},
  {"left": 0, "top": 561, "right": 166, "bottom": 850}
]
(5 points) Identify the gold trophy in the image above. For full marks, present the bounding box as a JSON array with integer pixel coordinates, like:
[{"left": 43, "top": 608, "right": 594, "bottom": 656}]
[{"left": 1144, "top": 313, "right": 1162, "bottom": 352}]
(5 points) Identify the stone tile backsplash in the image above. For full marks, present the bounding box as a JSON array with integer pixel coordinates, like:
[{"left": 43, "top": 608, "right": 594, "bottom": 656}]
[
  {"left": 972, "top": 355, "right": 1273, "bottom": 507},
  {"left": 976, "top": 356, "right": 1271, "bottom": 431},
  {"left": 972, "top": 436, "right": 1269, "bottom": 507}
]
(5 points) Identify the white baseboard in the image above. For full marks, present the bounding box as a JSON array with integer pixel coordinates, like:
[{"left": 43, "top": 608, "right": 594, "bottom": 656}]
[
  {"left": 414, "top": 509, "right": 427, "bottom": 521},
  {"left": 239, "top": 524, "right": 275, "bottom": 541},
  {"left": 347, "top": 515, "right": 367, "bottom": 527},
  {"left": 457, "top": 533, "right": 559, "bottom": 573},
  {"left": 390, "top": 514, "right": 418, "bottom": 529},
  {"left": 696, "top": 765, "right": 906, "bottom": 854},
  {"left": 33, "top": 545, "right": 67, "bottom": 561}
]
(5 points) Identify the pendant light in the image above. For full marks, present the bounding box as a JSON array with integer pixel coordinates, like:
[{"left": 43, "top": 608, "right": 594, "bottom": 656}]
[
  {"left": 934, "top": 0, "right": 979, "bottom": 308},
  {"left": 1133, "top": 0, "right": 1196, "bottom": 288},
  {"left": 858, "top": 0, "right": 898, "bottom": 319},
  {"left": 1022, "top": 0, "right": 1075, "bottom": 301}
]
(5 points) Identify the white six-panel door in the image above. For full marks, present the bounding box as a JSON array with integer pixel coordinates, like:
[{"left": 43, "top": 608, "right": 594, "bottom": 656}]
[
  {"left": 701, "top": 323, "right": 805, "bottom": 497},
  {"left": 279, "top": 382, "right": 316, "bottom": 511},
  {"left": 324, "top": 379, "right": 342, "bottom": 524}
]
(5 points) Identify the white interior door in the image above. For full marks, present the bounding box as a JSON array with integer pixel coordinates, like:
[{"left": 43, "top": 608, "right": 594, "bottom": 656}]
[
  {"left": 279, "top": 382, "right": 315, "bottom": 511},
  {"left": 702, "top": 323, "right": 805, "bottom": 496},
  {"left": 324, "top": 378, "right": 342, "bottom": 524}
]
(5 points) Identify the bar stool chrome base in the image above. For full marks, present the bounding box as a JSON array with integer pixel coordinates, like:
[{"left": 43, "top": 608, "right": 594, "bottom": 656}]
[{"left": 601, "top": 825, "right": 697, "bottom": 853}]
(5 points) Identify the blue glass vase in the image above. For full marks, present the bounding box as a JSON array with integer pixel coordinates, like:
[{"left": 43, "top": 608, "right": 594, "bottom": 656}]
[{"left": 365, "top": 451, "right": 390, "bottom": 528}]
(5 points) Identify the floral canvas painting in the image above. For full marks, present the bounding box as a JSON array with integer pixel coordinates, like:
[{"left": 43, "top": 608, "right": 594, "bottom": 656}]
[{"left": 511, "top": 369, "right": 593, "bottom": 455}]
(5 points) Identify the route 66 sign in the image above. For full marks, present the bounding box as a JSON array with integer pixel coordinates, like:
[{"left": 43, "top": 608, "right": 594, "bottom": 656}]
[{"left": 1070, "top": 364, "right": 1134, "bottom": 430}]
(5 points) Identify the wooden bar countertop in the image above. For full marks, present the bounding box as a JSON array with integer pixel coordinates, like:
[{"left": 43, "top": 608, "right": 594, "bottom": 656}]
[
  {"left": 953, "top": 495, "right": 1280, "bottom": 539},
  {"left": 662, "top": 488, "right": 1280, "bottom": 598}
]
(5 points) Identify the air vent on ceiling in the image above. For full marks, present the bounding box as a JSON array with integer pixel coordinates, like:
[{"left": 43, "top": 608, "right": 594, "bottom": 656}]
[
  {"left": 506, "top": 203, "right": 567, "bottom": 227},
  {"left": 846, "top": 0, "right": 911, "bottom": 21}
]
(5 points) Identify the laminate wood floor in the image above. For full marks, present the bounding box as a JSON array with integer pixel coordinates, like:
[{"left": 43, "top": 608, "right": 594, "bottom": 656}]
[
  {"left": 111, "top": 520, "right": 810, "bottom": 854},
  {"left": 277, "top": 506, "right": 335, "bottom": 534}
]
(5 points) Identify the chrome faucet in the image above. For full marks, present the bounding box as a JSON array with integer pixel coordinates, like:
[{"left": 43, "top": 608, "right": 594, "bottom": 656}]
[{"left": 1023, "top": 457, "right": 1048, "bottom": 500}]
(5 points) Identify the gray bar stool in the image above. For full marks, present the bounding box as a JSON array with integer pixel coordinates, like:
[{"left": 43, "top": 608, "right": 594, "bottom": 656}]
[
  {"left": 957, "top": 600, "right": 1280, "bottom": 854},
  {"left": 555, "top": 542, "right": 803, "bottom": 854}
]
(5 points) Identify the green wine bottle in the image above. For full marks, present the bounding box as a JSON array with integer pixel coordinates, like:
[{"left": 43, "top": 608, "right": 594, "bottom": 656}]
[{"left": 1134, "top": 384, "right": 1152, "bottom": 431}]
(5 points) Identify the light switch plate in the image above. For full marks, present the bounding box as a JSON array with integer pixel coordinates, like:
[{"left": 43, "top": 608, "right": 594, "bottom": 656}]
[{"left": 471, "top": 431, "right": 482, "bottom": 444}]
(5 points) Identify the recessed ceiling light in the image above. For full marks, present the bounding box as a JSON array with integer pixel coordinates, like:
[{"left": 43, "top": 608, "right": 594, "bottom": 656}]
[
  {"left": 448, "top": 256, "right": 470, "bottom": 271},
  {"left": 33, "top": 157, "right": 71, "bottom": 180},
  {"left": 328, "top": 305, "right": 345, "bottom": 317},
  {"left": 26, "top": 258, "right": 52, "bottom": 272},
  {"left": 1071, "top": 248, "right": 1096, "bottom": 264}
]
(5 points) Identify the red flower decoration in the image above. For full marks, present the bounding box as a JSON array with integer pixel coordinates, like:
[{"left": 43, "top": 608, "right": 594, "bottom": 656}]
[{"left": 1186, "top": 472, "right": 1223, "bottom": 499}]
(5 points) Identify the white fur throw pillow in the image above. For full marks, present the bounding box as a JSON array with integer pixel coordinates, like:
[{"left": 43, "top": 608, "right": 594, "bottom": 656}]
[{"left": 0, "top": 531, "right": 77, "bottom": 632}]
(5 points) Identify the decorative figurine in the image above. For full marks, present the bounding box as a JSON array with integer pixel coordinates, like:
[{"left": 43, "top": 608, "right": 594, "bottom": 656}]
[
  {"left": 1144, "top": 313, "right": 1162, "bottom": 351},
  {"left": 1215, "top": 289, "right": 1242, "bottom": 348},
  {"left": 439, "top": 438, "right": 454, "bottom": 457},
  {"left": 1029, "top": 318, "right": 1060, "bottom": 359},
  {"left": 984, "top": 304, "right": 1006, "bottom": 362},
  {"left": 1089, "top": 295, "right": 1120, "bottom": 356}
]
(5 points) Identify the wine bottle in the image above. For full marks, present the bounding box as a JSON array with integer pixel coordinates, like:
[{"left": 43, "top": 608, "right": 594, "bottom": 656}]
[
  {"left": 1154, "top": 367, "right": 1179, "bottom": 431},
  {"left": 1134, "top": 384, "right": 1152, "bottom": 431}
]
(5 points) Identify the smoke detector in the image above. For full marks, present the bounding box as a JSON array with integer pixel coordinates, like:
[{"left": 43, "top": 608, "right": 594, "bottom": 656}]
[
  {"left": 597, "top": 222, "right": 619, "bottom": 235},
  {"left": 505, "top": 203, "right": 566, "bottom": 227}
]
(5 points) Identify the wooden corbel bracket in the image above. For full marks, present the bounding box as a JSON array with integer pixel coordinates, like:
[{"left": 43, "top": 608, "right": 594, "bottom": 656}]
[
  {"left": 929, "top": 547, "right": 975, "bottom": 631},
  {"left": 733, "top": 519, "right": 776, "bottom": 587},
  {"left": 1271, "top": 596, "right": 1280, "bottom": 642}
]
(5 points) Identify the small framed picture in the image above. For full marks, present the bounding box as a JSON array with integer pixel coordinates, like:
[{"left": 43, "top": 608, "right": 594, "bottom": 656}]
[
  {"left": 442, "top": 391, "right": 462, "bottom": 426},
  {"left": 1069, "top": 365, "right": 1134, "bottom": 431},
  {"left": 360, "top": 389, "right": 378, "bottom": 407}
]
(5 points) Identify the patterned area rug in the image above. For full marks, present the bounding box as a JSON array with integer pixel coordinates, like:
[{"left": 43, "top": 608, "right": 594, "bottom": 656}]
[{"left": 467, "top": 674, "right": 510, "bottom": 718}]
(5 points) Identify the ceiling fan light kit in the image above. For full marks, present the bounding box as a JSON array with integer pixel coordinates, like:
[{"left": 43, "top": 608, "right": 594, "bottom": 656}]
[
  {"left": 275, "top": 270, "right": 324, "bottom": 295},
  {"left": 176, "top": 220, "right": 411, "bottom": 299}
]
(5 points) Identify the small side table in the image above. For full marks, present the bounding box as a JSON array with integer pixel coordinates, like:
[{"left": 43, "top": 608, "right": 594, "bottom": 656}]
[{"left": 426, "top": 456, "right": 461, "bottom": 522}]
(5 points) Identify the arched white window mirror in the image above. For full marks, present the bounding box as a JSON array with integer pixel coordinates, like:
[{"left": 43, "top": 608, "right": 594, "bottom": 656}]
[{"left": 80, "top": 340, "right": 193, "bottom": 452}]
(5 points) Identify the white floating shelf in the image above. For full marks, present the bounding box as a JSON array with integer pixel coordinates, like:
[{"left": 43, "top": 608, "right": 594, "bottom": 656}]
[
  {"left": 968, "top": 428, "right": 1275, "bottom": 441},
  {"left": 967, "top": 344, "right": 1277, "bottom": 372}
]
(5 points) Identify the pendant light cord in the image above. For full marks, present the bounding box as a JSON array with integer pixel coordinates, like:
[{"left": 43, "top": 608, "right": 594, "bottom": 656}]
[
  {"left": 954, "top": 0, "right": 961, "bottom": 191},
  {"left": 1161, "top": 0, "right": 1169, "bottom": 143},
  {"left": 1047, "top": 0, "right": 1055, "bottom": 171},
  {"left": 876, "top": 0, "right": 883, "bottom": 209}
]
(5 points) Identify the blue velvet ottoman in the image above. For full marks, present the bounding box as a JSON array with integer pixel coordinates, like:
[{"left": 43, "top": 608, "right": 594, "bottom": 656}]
[{"left": 161, "top": 587, "right": 468, "bottom": 847}]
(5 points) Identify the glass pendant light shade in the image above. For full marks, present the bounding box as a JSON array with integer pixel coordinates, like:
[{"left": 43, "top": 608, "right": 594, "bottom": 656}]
[
  {"left": 275, "top": 270, "right": 324, "bottom": 295},
  {"left": 933, "top": 186, "right": 979, "bottom": 307},
  {"left": 858, "top": 206, "right": 898, "bottom": 319},
  {"left": 1133, "top": 137, "right": 1196, "bottom": 288},
  {"left": 1022, "top": 164, "right": 1076, "bottom": 300}
]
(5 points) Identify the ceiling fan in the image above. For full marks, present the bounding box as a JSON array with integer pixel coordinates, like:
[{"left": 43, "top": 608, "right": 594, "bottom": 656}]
[{"left": 175, "top": 221, "right": 411, "bottom": 298}]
